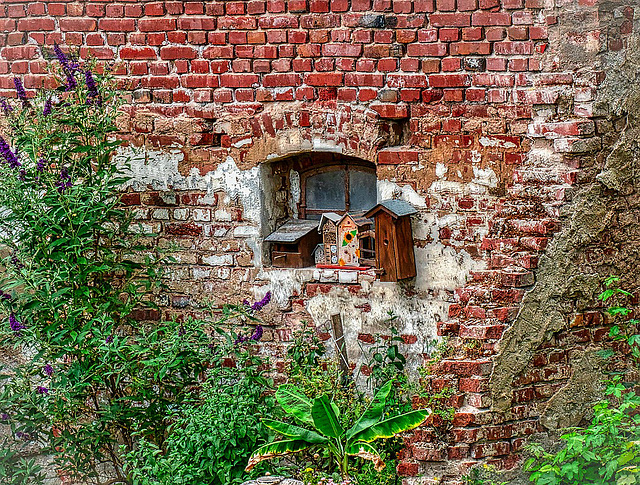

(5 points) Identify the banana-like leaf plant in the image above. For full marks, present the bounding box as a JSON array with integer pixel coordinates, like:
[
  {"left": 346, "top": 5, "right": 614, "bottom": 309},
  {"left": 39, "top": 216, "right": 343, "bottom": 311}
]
[{"left": 245, "top": 380, "right": 430, "bottom": 477}]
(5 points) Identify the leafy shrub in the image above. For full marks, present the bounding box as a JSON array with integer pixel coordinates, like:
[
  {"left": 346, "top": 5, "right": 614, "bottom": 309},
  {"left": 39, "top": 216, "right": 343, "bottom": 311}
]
[
  {"left": 0, "top": 52, "right": 272, "bottom": 484},
  {"left": 125, "top": 345, "right": 276, "bottom": 485},
  {"left": 525, "top": 380, "right": 640, "bottom": 485}
]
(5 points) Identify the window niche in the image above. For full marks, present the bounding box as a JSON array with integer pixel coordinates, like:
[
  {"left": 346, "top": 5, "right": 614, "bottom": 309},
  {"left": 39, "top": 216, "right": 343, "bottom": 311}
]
[{"left": 263, "top": 152, "right": 417, "bottom": 282}]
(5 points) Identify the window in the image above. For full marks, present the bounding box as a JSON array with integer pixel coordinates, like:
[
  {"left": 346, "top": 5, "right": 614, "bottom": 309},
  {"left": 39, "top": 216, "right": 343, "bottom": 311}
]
[{"left": 300, "top": 164, "right": 377, "bottom": 219}]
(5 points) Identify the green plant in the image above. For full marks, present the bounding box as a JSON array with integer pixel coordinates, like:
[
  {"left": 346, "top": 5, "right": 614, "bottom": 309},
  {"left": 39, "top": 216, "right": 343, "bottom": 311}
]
[
  {"left": 0, "top": 54, "right": 272, "bottom": 484},
  {"left": 125, "top": 344, "right": 276, "bottom": 485},
  {"left": 462, "top": 465, "right": 508, "bottom": 485},
  {"left": 359, "top": 319, "right": 407, "bottom": 392},
  {"left": 599, "top": 276, "right": 640, "bottom": 365},
  {"left": 288, "top": 325, "right": 327, "bottom": 372},
  {"left": 0, "top": 446, "right": 45, "bottom": 485},
  {"left": 245, "top": 380, "right": 430, "bottom": 479},
  {"left": 525, "top": 379, "right": 640, "bottom": 485}
]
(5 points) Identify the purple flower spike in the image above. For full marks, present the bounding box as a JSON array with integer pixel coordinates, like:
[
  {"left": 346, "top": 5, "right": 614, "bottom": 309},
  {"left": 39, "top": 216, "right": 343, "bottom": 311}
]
[
  {"left": 37, "top": 158, "right": 46, "bottom": 172},
  {"left": 56, "top": 167, "right": 72, "bottom": 193},
  {"left": 44, "top": 364, "right": 53, "bottom": 376},
  {"left": 13, "top": 78, "right": 30, "bottom": 109},
  {"left": 0, "top": 99, "right": 12, "bottom": 114},
  {"left": 18, "top": 169, "right": 26, "bottom": 181},
  {"left": 250, "top": 325, "right": 263, "bottom": 341},
  {"left": 36, "top": 386, "right": 49, "bottom": 395},
  {"left": 84, "top": 71, "right": 99, "bottom": 98},
  {"left": 9, "top": 314, "right": 25, "bottom": 335},
  {"left": 0, "top": 136, "right": 20, "bottom": 169},
  {"left": 251, "top": 291, "right": 271, "bottom": 311},
  {"left": 0, "top": 413, "right": 8, "bottom": 421},
  {"left": 105, "top": 335, "right": 113, "bottom": 344},
  {"left": 43, "top": 98, "right": 52, "bottom": 116},
  {"left": 54, "top": 44, "right": 77, "bottom": 91}
]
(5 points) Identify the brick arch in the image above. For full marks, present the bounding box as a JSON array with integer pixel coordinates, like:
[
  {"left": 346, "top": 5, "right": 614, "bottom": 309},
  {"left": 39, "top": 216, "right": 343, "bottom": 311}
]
[{"left": 237, "top": 102, "right": 391, "bottom": 167}]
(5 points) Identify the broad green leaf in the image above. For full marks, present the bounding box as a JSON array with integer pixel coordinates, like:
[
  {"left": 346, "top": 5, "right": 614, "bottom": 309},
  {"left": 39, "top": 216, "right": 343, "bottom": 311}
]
[
  {"left": 262, "top": 419, "right": 328, "bottom": 444},
  {"left": 352, "top": 408, "right": 430, "bottom": 443},
  {"left": 347, "top": 380, "right": 393, "bottom": 438},
  {"left": 245, "top": 439, "right": 311, "bottom": 472},
  {"left": 312, "top": 394, "right": 344, "bottom": 439},
  {"left": 275, "top": 384, "right": 314, "bottom": 426},
  {"left": 346, "top": 441, "right": 385, "bottom": 471}
]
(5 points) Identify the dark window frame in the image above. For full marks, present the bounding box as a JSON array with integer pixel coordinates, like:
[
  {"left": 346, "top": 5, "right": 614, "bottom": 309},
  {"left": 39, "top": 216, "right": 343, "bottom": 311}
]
[{"left": 299, "top": 161, "right": 376, "bottom": 219}]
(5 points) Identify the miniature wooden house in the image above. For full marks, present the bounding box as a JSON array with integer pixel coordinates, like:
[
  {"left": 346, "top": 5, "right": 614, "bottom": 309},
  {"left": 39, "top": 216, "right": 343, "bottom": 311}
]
[
  {"left": 336, "top": 213, "right": 374, "bottom": 268},
  {"left": 364, "top": 200, "right": 417, "bottom": 282},
  {"left": 265, "top": 219, "right": 321, "bottom": 268},
  {"left": 317, "top": 212, "right": 341, "bottom": 266}
]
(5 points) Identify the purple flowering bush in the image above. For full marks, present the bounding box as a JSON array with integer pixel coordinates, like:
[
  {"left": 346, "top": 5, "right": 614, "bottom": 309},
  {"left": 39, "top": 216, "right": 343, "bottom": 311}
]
[{"left": 0, "top": 49, "right": 274, "bottom": 485}]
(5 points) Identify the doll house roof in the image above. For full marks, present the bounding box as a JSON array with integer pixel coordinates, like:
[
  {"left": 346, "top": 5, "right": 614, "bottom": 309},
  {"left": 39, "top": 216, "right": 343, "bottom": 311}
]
[
  {"left": 338, "top": 212, "right": 373, "bottom": 228},
  {"left": 265, "top": 219, "right": 319, "bottom": 243},
  {"left": 317, "top": 212, "right": 342, "bottom": 232},
  {"left": 364, "top": 199, "right": 417, "bottom": 219}
]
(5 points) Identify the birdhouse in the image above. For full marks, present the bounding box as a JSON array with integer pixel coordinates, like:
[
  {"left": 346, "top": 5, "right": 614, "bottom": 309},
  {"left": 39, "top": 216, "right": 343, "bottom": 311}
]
[
  {"left": 336, "top": 213, "right": 374, "bottom": 269},
  {"left": 364, "top": 200, "right": 417, "bottom": 282},
  {"left": 265, "top": 219, "right": 321, "bottom": 268},
  {"left": 317, "top": 212, "right": 341, "bottom": 266}
]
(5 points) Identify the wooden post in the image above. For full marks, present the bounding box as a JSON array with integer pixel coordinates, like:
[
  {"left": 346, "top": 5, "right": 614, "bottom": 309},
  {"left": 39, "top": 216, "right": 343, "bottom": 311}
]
[{"left": 330, "top": 313, "right": 350, "bottom": 379}]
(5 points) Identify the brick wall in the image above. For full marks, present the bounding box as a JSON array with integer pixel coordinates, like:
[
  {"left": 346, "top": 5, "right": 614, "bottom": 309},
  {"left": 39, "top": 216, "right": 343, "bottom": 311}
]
[{"left": 1, "top": 1, "right": 638, "bottom": 483}]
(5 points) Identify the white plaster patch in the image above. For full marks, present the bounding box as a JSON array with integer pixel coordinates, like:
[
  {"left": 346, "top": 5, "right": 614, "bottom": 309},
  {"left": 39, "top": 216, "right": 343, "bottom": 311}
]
[
  {"left": 255, "top": 268, "right": 316, "bottom": 309},
  {"left": 117, "top": 147, "right": 265, "bottom": 265},
  {"left": 472, "top": 166, "right": 498, "bottom": 188},
  {"left": 479, "top": 136, "right": 517, "bottom": 149},
  {"left": 312, "top": 138, "right": 343, "bottom": 153},
  {"left": 305, "top": 285, "right": 448, "bottom": 378},
  {"left": 289, "top": 169, "right": 300, "bottom": 219},
  {"left": 435, "top": 162, "right": 448, "bottom": 179},
  {"left": 377, "top": 180, "right": 427, "bottom": 208}
]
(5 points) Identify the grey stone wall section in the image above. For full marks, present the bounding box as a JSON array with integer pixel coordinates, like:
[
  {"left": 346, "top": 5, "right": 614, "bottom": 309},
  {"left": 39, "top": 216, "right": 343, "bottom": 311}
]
[{"left": 490, "top": 5, "right": 640, "bottom": 424}]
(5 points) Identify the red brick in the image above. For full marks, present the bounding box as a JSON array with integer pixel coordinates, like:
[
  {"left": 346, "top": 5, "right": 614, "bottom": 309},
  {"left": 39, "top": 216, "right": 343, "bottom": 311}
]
[
  {"left": 407, "top": 43, "right": 448, "bottom": 57},
  {"left": 139, "top": 18, "right": 177, "bottom": 32},
  {"left": 387, "top": 73, "right": 428, "bottom": 88},
  {"left": 17, "top": 18, "right": 55, "bottom": 31},
  {"left": 494, "top": 41, "right": 533, "bottom": 55},
  {"left": 322, "top": 43, "right": 363, "bottom": 57},
  {"left": 429, "top": 13, "right": 471, "bottom": 27},
  {"left": 304, "top": 72, "right": 343, "bottom": 86},
  {"left": 429, "top": 74, "right": 471, "bottom": 88},
  {"left": 99, "top": 19, "right": 136, "bottom": 31},
  {"left": 178, "top": 17, "right": 217, "bottom": 30},
  {"left": 120, "top": 47, "right": 157, "bottom": 60},
  {"left": 378, "top": 147, "right": 420, "bottom": 164},
  {"left": 450, "top": 42, "right": 491, "bottom": 55},
  {"left": 219, "top": 73, "right": 259, "bottom": 88},
  {"left": 371, "top": 103, "right": 409, "bottom": 119},
  {"left": 263, "top": 73, "right": 302, "bottom": 87}
]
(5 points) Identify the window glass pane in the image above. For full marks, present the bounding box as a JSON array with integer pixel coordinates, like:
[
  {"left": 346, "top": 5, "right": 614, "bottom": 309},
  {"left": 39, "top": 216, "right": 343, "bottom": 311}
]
[
  {"left": 306, "top": 170, "right": 346, "bottom": 212},
  {"left": 349, "top": 170, "right": 377, "bottom": 212}
]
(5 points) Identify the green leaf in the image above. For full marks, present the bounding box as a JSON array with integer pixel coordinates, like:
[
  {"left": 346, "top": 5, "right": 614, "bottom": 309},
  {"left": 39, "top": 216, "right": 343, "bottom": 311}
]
[
  {"left": 352, "top": 408, "right": 430, "bottom": 443},
  {"left": 275, "top": 384, "right": 314, "bottom": 426},
  {"left": 345, "top": 441, "right": 385, "bottom": 471},
  {"left": 245, "top": 439, "right": 311, "bottom": 472},
  {"left": 311, "top": 394, "right": 344, "bottom": 439},
  {"left": 347, "top": 380, "right": 393, "bottom": 438},
  {"left": 262, "top": 419, "right": 328, "bottom": 444}
]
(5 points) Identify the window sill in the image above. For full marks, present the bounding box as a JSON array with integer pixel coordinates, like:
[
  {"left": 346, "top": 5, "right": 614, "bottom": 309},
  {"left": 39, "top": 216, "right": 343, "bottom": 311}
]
[{"left": 263, "top": 265, "right": 378, "bottom": 285}]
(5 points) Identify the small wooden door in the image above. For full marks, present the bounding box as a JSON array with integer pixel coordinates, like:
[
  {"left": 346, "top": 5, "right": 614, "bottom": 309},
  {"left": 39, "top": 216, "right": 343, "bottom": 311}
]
[{"left": 375, "top": 212, "right": 398, "bottom": 281}]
